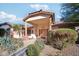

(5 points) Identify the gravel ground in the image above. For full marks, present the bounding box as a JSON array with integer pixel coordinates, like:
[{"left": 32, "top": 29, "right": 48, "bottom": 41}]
[
  {"left": 40, "top": 45, "right": 61, "bottom": 56},
  {"left": 40, "top": 44, "right": 79, "bottom": 56},
  {"left": 61, "top": 44, "right": 79, "bottom": 56}
]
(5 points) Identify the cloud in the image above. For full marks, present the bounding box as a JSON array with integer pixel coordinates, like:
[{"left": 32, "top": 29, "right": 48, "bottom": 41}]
[
  {"left": 0, "top": 11, "right": 24, "bottom": 25},
  {"left": 30, "top": 4, "right": 50, "bottom": 11},
  {"left": 0, "top": 11, "right": 7, "bottom": 19},
  {"left": 0, "top": 11, "right": 17, "bottom": 21}
]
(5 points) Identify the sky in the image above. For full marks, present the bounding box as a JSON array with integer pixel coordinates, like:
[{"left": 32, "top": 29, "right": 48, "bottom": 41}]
[{"left": 0, "top": 3, "right": 61, "bottom": 25}]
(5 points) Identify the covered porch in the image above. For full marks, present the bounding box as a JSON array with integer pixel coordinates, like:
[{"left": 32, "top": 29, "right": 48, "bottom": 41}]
[{"left": 24, "top": 10, "right": 54, "bottom": 39}]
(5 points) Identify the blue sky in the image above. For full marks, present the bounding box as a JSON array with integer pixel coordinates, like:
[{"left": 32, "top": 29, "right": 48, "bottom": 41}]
[{"left": 0, "top": 3, "right": 61, "bottom": 24}]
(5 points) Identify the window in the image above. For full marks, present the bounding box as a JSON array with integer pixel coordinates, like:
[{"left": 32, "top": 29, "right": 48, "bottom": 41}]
[
  {"left": 27, "top": 30, "right": 31, "bottom": 35},
  {"left": 0, "top": 28, "right": 6, "bottom": 37}
]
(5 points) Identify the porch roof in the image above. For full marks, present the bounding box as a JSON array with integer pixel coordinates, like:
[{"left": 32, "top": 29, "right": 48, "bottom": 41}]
[
  {"left": 24, "top": 10, "right": 54, "bottom": 26},
  {"left": 23, "top": 10, "right": 54, "bottom": 21},
  {"left": 26, "top": 16, "right": 50, "bottom": 26},
  {"left": 26, "top": 16, "right": 47, "bottom": 22}
]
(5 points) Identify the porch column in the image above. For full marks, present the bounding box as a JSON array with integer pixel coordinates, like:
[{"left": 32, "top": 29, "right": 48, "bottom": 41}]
[
  {"left": 24, "top": 23, "right": 28, "bottom": 40},
  {"left": 37, "top": 27, "right": 39, "bottom": 37},
  {"left": 49, "top": 18, "right": 52, "bottom": 31},
  {"left": 33, "top": 25, "right": 38, "bottom": 37}
]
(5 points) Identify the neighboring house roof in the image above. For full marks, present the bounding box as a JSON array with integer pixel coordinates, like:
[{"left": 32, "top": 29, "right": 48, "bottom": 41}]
[
  {"left": 0, "top": 22, "right": 11, "bottom": 30},
  {"left": 0, "top": 22, "right": 11, "bottom": 27}
]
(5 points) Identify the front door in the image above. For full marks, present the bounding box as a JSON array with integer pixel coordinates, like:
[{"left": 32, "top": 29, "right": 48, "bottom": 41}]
[{"left": 39, "top": 29, "right": 48, "bottom": 39}]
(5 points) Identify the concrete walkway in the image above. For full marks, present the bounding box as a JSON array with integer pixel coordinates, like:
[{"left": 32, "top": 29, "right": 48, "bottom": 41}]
[{"left": 23, "top": 39, "right": 36, "bottom": 47}]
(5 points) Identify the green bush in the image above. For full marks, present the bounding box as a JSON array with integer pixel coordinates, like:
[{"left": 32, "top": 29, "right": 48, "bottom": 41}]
[
  {"left": 26, "top": 40, "right": 44, "bottom": 56},
  {"left": 26, "top": 44, "right": 39, "bottom": 56},
  {"left": 47, "top": 28, "right": 78, "bottom": 50},
  {"left": 34, "top": 40, "right": 44, "bottom": 50}
]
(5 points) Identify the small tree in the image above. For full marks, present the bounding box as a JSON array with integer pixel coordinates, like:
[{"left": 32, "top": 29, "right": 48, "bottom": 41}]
[
  {"left": 61, "top": 3, "right": 79, "bottom": 22},
  {"left": 12, "top": 24, "right": 21, "bottom": 36},
  {"left": 12, "top": 24, "right": 21, "bottom": 31}
]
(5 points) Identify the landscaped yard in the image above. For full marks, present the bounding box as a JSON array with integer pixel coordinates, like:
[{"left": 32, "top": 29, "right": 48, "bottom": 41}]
[
  {"left": 0, "top": 28, "right": 79, "bottom": 56},
  {"left": 0, "top": 37, "right": 24, "bottom": 56},
  {"left": 25, "top": 28, "right": 79, "bottom": 56}
]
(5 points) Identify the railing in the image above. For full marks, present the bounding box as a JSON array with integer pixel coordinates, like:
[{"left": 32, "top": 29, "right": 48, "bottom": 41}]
[{"left": 10, "top": 47, "right": 27, "bottom": 56}]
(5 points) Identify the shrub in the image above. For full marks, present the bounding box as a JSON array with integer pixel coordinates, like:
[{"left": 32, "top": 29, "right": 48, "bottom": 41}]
[
  {"left": 47, "top": 28, "right": 78, "bottom": 50},
  {"left": 0, "top": 37, "right": 24, "bottom": 54},
  {"left": 34, "top": 40, "right": 44, "bottom": 50},
  {"left": 26, "top": 44, "right": 39, "bottom": 56},
  {"left": 26, "top": 40, "right": 44, "bottom": 56}
]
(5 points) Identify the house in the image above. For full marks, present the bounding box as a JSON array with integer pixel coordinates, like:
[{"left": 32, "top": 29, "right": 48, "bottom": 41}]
[
  {"left": 0, "top": 22, "right": 11, "bottom": 37},
  {"left": 23, "top": 10, "right": 55, "bottom": 39}
]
